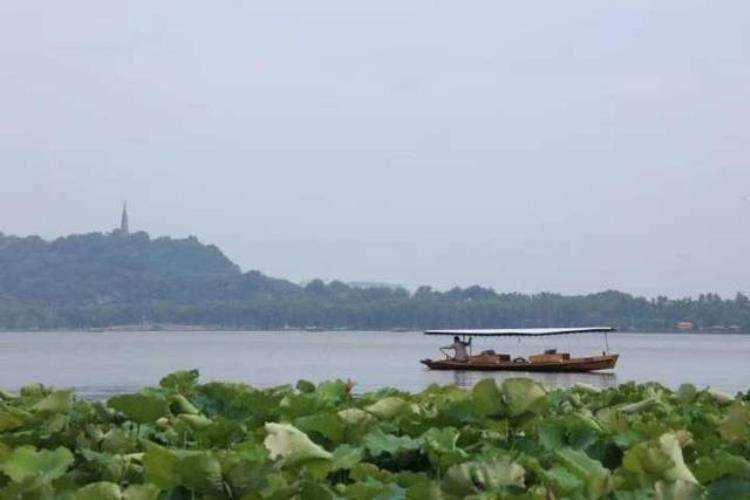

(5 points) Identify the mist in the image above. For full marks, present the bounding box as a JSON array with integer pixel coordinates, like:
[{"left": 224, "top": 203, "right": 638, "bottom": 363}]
[{"left": 1, "top": 1, "right": 748, "bottom": 297}]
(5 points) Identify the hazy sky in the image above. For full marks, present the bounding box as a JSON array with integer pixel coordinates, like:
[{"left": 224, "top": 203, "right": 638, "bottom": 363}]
[{"left": 1, "top": 1, "right": 748, "bottom": 298}]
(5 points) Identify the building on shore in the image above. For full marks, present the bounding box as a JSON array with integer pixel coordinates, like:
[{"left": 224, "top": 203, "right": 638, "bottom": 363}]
[{"left": 113, "top": 203, "right": 130, "bottom": 235}]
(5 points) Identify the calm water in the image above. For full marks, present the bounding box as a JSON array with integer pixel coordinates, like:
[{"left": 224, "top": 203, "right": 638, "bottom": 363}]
[{"left": 0, "top": 331, "right": 748, "bottom": 398}]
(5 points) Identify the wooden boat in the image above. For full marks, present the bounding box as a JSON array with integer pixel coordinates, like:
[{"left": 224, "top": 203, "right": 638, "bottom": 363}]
[{"left": 420, "top": 327, "right": 618, "bottom": 373}]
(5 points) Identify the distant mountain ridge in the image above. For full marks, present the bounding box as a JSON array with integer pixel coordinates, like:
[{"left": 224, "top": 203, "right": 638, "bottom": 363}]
[
  {"left": 0, "top": 231, "right": 241, "bottom": 304},
  {"left": 0, "top": 231, "right": 748, "bottom": 332}
]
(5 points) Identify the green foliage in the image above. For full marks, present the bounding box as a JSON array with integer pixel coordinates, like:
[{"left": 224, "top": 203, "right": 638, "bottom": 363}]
[
  {"left": 0, "top": 370, "right": 748, "bottom": 498},
  {"left": 0, "top": 446, "right": 74, "bottom": 483},
  {"left": 107, "top": 394, "right": 169, "bottom": 424},
  {"left": 2, "top": 232, "right": 750, "bottom": 331}
]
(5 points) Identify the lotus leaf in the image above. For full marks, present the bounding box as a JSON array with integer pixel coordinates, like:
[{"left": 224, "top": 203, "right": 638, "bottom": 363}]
[
  {"left": 169, "top": 394, "right": 200, "bottom": 415},
  {"left": 659, "top": 433, "right": 699, "bottom": 484},
  {"left": 0, "top": 373, "right": 747, "bottom": 498},
  {"left": 362, "top": 428, "right": 422, "bottom": 457},
  {"left": 123, "top": 483, "right": 161, "bottom": 500},
  {"left": 471, "top": 378, "right": 505, "bottom": 417},
  {"left": 653, "top": 479, "right": 703, "bottom": 500},
  {"left": 19, "top": 383, "right": 47, "bottom": 399},
  {"left": 422, "top": 427, "right": 467, "bottom": 471},
  {"left": 0, "top": 404, "right": 31, "bottom": 431},
  {"left": 142, "top": 446, "right": 182, "bottom": 490},
  {"left": 159, "top": 369, "right": 200, "bottom": 394},
  {"left": 554, "top": 447, "right": 612, "bottom": 498},
  {"left": 178, "top": 451, "right": 224, "bottom": 494},
  {"left": 339, "top": 408, "right": 377, "bottom": 428},
  {"left": 296, "top": 379, "right": 316, "bottom": 394},
  {"left": 316, "top": 379, "right": 349, "bottom": 404},
  {"left": 295, "top": 412, "right": 346, "bottom": 444},
  {"left": 31, "top": 390, "right": 73, "bottom": 413},
  {"left": 719, "top": 403, "right": 750, "bottom": 443},
  {"left": 0, "top": 446, "right": 74, "bottom": 483},
  {"left": 502, "top": 378, "right": 547, "bottom": 417},
  {"left": 443, "top": 457, "right": 525, "bottom": 495},
  {"left": 74, "top": 481, "right": 122, "bottom": 500},
  {"left": 107, "top": 393, "right": 169, "bottom": 424},
  {"left": 331, "top": 444, "right": 363, "bottom": 470},
  {"left": 365, "top": 396, "right": 410, "bottom": 419},
  {"left": 264, "top": 422, "right": 333, "bottom": 464}
]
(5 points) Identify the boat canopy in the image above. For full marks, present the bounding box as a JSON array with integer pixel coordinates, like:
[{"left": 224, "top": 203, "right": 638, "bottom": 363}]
[{"left": 424, "top": 327, "right": 615, "bottom": 337}]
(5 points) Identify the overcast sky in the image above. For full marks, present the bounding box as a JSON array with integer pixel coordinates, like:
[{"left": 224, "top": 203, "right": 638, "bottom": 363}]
[{"left": 1, "top": 1, "right": 748, "bottom": 298}]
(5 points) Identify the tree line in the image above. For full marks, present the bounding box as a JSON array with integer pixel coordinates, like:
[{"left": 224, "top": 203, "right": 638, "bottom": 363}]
[{"left": 0, "top": 232, "right": 748, "bottom": 331}]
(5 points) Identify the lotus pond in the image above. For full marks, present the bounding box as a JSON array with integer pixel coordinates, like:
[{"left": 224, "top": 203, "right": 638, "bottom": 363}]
[{"left": 0, "top": 372, "right": 748, "bottom": 499}]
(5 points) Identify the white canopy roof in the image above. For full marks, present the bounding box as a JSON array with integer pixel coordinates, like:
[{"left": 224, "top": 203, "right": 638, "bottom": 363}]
[{"left": 424, "top": 327, "right": 615, "bottom": 337}]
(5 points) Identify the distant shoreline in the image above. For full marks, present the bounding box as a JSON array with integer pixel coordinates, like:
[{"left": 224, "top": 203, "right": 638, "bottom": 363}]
[{"left": 1, "top": 327, "right": 747, "bottom": 335}]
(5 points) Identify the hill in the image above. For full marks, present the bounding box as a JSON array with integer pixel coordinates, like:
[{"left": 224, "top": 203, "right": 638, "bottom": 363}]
[{"left": 0, "top": 231, "right": 748, "bottom": 331}]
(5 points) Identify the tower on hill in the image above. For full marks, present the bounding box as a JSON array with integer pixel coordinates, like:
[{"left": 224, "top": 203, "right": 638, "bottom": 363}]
[{"left": 115, "top": 202, "right": 130, "bottom": 235}]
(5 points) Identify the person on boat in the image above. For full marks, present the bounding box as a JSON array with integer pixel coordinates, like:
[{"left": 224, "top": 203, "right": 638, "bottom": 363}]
[{"left": 441, "top": 335, "right": 471, "bottom": 362}]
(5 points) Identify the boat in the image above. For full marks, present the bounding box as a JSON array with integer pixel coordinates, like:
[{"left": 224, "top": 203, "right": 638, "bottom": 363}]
[{"left": 420, "top": 327, "right": 618, "bottom": 372}]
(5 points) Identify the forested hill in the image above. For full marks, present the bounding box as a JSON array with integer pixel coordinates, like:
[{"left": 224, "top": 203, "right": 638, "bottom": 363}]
[{"left": 0, "top": 231, "right": 749, "bottom": 332}]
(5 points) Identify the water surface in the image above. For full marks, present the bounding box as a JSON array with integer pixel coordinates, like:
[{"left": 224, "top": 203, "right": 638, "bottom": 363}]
[{"left": 0, "top": 331, "right": 747, "bottom": 398}]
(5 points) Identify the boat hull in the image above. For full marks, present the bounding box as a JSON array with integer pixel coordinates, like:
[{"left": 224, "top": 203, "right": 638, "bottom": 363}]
[{"left": 421, "top": 354, "right": 618, "bottom": 372}]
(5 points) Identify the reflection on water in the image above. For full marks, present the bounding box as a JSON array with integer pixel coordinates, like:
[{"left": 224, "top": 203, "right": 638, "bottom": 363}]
[
  {"left": 448, "top": 370, "right": 618, "bottom": 389},
  {"left": 0, "top": 330, "right": 747, "bottom": 398}
]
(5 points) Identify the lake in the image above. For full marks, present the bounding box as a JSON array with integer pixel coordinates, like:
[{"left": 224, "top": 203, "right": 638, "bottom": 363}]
[{"left": 0, "top": 330, "right": 748, "bottom": 398}]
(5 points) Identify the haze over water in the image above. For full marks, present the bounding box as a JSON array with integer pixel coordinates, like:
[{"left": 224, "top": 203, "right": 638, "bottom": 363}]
[
  {"left": 1, "top": 331, "right": 747, "bottom": 398},
  {"left": 2, "top": 1, "right": 749, "bottom": 298}
]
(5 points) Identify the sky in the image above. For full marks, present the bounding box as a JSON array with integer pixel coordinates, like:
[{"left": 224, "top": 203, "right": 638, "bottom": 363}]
[{"left": 0, "top": 1, "right": 748, "bottom": 298}]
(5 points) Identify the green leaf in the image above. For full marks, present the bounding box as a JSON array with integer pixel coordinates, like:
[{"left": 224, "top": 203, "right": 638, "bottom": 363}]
[
  {"left": 179, "top": 452, "right": 224, "bottom": 494},
  {"left": 365, "top": 396, "right": 410, "bottom": 419},
  {"left": 123, "top": 484, "right": 161, "bottom": 500},
  {"left": 502, "top": 378, "right": 547, "bottom": 417},
  {"left": 554, "top": 447, "right": 612, "bottom": 499},
  {"left": 659, "top": 433, "right": 699, "bottom": 484},
  {"left": 692, "top": 450, "right": 750, "bottom": 484},
  {"left": 159, "top": 369, "right": 200, "bottom": 394},
  {"left": 316, "top": 379, "right": 349, "bottom": 405},
  {"left": 300, "top": 480, "right": 339, "bottom": 500},
  {"left": 720, "top": 403, "right": 750, "bottom": 443},
  {"left": 169, "top": 394, "right": 200, "bottom": 415},
  {"left": 654, "top": 479, "right": 703, "bottom": 500},
  {"left": 443, "top": 457, "right": 525, "bottom": 495},
  {"left": 74, "top": 482, "right": 122, "bottom": 500},
  {"left": 264, "top": 422, "right": 333, "bottom": 464},
  {"left": 540, "top": 465, "right": 584, "bottom": 496},
  {"left": 338, "top": 407, "right": 378, "bottom": 435},
  {"left": 538, "top": 420, "right": 566, "bottom": 451},
  {"left": 422, "top": 427, "right": 467, "bottom": 471},
  {"left": 101, "top": 428, "right": 138, "bottom": 454},
  {"left": 0, "top": 404, "right": 32, "bottom": 431},
  {"left": 142, "top": 446, "right": 181, "bottom": 490},
  {"left": 220, "top": 446, "right": 272, "bottom": 495},
  {"left": 20, "top": 384, "right": 46, "bottom": 399},
  {"left": 362, "top": 428, "right": 422, "bottom": 457},
  {"left": 296, "top": 379, "right": 316, "bottom": 393},
  {"left": 472, "top": 378, "right": 505, "bottom": 417},
  {"left": 706, "top": 477, "right": 750, "bottom": 499},
  {"left": 0, "top": 446, "right": 74, "bottom": 483},
  {"left": 107, "top": 393, "right": 169, "bottom": 424},
  {"left": 622, "top": 441, "right": 674, "bottom": 480},
  {"left": 176, "top": 413, "right": 213, "bottom": 429},
  {"left": 142, "top": 446, "right": 223, "bottom": 494},
  {"left": 295, "top": 412, "right": 346, "bottom": 443},
  {"left": 331, "top": 444, "right": 363, "bottom": 470},
  {"left": 351, "top": 462, "right": 394, "bottom": 482},
  {"left": 31, "top": 390, "right": 73, "bottom": 413}
]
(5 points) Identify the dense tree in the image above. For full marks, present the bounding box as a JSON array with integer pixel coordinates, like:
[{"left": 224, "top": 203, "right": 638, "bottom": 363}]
[{"left": 0, "top": 231, "right": 748, "bottom": 331}]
